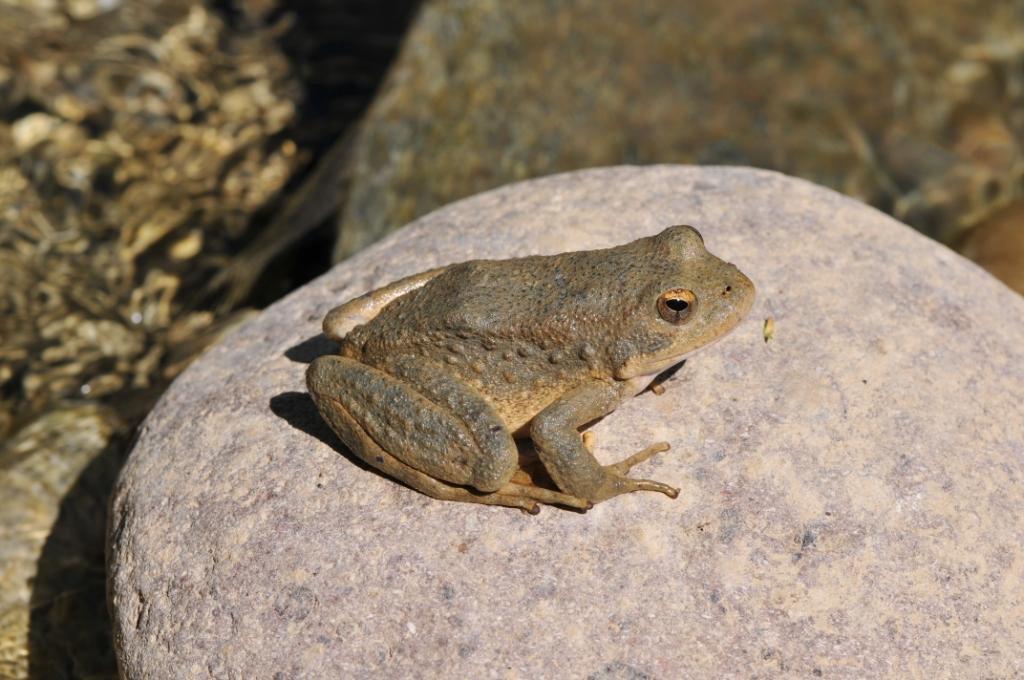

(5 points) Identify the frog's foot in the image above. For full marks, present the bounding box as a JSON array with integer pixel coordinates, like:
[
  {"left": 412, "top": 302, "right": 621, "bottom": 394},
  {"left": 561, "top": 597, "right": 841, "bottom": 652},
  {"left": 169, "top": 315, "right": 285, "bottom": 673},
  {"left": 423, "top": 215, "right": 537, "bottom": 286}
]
[
  {"left": 580, "top": 435, "right": 678, "bottom": 501},
  {"left": 594, "top": 442, "right": 678, "bottom": 500},
  {"left": 531, "top": 381, "right": 681, "bottom": 505}
]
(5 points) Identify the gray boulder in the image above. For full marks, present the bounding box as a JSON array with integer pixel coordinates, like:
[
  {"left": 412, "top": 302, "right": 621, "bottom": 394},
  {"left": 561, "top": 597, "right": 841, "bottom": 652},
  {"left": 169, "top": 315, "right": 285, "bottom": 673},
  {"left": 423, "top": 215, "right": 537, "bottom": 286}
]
[{"left": 108, "top": 166, "right": 1024, "bottom": 678}]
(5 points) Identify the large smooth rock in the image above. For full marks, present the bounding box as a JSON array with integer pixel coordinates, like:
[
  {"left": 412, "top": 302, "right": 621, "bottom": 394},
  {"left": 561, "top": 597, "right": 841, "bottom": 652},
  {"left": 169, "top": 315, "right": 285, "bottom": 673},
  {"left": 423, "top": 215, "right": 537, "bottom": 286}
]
[{"left": 109, "top": 166, "right": 1024, "bottom": 678}]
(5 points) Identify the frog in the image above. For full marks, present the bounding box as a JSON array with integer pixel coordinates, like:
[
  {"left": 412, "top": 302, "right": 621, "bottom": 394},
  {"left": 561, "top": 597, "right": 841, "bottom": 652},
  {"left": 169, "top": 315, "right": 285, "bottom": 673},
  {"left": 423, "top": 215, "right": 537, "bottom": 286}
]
[{"left": 306, "top": 225, "right": 755, "bottom": 514}]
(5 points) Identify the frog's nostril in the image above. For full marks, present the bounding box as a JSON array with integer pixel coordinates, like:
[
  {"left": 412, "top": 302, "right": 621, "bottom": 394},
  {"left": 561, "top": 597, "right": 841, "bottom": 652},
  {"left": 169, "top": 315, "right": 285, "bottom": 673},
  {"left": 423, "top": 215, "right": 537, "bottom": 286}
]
[{"left": 722, "top": 285, "right": 732, "bottom": 295}]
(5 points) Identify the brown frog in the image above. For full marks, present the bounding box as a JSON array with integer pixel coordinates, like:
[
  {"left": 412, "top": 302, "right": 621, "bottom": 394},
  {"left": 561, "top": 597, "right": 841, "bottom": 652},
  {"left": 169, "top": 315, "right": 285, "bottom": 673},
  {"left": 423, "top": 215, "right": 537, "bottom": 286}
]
[{"left": 307, "top": 225, "right": 755, "bottom": 513}]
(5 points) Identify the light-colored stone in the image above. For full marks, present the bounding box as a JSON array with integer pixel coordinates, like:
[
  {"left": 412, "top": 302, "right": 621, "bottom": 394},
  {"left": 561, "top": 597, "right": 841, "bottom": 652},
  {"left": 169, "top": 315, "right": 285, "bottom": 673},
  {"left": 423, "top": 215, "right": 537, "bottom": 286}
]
[{"left": 109, "top": 166, "right": 1024, "bottom": 678}]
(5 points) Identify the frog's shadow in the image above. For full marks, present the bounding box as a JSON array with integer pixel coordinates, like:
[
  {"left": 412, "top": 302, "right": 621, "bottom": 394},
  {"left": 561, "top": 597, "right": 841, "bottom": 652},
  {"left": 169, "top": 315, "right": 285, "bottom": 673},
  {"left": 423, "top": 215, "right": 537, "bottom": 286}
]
[
  {"left": 271, "top": 334, "right": 564, "bottom": 499},
  {"left": 271, "top": 333, "right": 379, "bottom": 477},
  {"left": 283, "top": 333, "right": 335, "bottom": 364}
]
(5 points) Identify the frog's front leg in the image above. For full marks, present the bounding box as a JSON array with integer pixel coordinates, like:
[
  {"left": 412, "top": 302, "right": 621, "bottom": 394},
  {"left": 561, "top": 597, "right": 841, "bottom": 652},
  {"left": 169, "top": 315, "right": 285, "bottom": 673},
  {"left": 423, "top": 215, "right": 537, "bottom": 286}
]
[
  {"left": 531, "top": 381, "right": 680, "bottom": 504},
  {"left": 306, "top": 355, "right": 591, "bottom": 513}
]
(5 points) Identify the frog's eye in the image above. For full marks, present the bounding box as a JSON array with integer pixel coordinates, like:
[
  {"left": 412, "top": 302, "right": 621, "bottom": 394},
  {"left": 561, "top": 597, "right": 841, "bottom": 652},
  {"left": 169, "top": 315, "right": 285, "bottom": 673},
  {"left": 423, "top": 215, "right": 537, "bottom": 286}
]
[{"left": 657, "top": 289, "right": 697, "bottom": 324}]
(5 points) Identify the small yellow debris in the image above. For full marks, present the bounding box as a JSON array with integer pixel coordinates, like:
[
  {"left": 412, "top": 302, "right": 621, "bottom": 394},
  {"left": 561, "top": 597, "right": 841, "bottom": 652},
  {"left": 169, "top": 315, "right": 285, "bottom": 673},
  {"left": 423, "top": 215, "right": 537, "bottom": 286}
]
[{"left": 763, "top": 317, "right": 775, "bottom": 343}]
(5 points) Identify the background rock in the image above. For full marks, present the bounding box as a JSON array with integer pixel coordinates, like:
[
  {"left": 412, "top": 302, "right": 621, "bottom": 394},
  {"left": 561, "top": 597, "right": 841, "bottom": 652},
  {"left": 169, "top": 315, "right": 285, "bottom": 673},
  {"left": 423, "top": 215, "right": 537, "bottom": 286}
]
[
  {"left": 0, "top": 404, "right": 127, "bottom": 678},
  {"left": 110, "top": 166, "right": 1024, "bottom": 678},
  {"left": 335, "top": 0, "right": 1024, "bottom": 294}
]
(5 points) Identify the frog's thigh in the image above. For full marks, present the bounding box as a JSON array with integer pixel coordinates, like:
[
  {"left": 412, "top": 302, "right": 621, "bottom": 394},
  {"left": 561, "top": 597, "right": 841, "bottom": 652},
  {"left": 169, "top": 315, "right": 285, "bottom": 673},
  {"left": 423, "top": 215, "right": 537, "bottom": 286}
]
[
  {"left": 307, "top": 392, "right": 542, "bottom": 513},
  {"left": 307, "top": 355, "right": 517, "bottom": 493}
]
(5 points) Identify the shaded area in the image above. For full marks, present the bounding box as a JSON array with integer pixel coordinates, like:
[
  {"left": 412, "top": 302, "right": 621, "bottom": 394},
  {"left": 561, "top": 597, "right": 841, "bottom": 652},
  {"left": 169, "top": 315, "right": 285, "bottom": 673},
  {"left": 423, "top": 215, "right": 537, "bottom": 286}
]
[
  {"left": 284, "top": 334, "right": 336, "bottom": 364},
  {"left": 269, "top": 391, "right": 347, "bottom": 456},
  {"left": 28, "top": 432, "right": 128, "bottom": 679},
  {"left": 0, "top": 403, "right": 127, "bottom": 679},
  {"left": 646, "top": 360, "right": 687, "bottom": 394}
]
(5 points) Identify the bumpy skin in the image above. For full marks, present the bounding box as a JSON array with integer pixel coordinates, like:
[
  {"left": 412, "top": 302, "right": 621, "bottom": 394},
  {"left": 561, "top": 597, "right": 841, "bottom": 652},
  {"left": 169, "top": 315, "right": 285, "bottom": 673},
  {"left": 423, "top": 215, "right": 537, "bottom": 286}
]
[{"left": 307, "top": 225, "right": 755, "bottom": 513}]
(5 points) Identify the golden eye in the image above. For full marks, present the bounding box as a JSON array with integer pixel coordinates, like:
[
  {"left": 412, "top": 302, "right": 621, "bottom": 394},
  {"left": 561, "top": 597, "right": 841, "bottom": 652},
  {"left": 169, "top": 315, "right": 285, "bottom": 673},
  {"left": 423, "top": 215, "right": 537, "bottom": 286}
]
[{"left": 657, "top": 289, "right": 697, "bottom": 324}]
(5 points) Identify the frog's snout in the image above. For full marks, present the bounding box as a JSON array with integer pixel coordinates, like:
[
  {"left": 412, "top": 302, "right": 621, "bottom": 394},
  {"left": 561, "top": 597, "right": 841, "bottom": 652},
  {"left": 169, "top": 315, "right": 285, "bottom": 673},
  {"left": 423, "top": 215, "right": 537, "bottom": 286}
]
[{"left": 720, "top": 267, "right": 756, "bottom": 316}]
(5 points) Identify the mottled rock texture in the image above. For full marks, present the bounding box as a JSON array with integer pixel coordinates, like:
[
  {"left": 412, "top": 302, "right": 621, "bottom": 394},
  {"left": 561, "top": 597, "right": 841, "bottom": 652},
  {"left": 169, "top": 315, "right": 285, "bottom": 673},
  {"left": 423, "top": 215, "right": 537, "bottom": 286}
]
[
  {"left": 334, "top": 0, "right": 1024, "bottom": 297},
  {"left": 109, "top": 166, "right": 1024, "bottom": 678}
]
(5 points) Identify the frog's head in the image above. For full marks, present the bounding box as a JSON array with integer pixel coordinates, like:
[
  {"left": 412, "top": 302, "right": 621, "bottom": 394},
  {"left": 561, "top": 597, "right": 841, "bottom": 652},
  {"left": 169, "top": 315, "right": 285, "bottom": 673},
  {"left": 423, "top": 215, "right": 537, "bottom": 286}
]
[{"left": 612, "top": 225, "right": 755, "bottom": 380}]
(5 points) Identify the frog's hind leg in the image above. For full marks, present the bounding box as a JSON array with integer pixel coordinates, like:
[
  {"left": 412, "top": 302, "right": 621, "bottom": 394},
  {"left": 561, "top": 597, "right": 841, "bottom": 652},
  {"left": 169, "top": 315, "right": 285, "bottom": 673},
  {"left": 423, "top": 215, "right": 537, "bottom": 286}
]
[
  {"left": 310, "top": 386, "right": 586, "bottom": 513},
  {"left": 320, "top": 400, "right": 544, "bottom": 513},
  {"left": 307, "top": 355, "right": 589, "bottom": 512}
]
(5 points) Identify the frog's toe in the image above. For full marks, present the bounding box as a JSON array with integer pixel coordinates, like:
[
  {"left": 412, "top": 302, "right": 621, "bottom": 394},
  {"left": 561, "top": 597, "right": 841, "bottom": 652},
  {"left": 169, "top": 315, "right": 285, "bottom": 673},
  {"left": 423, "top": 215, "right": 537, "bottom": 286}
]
[
  {"left": 630, "top": 478, "right": 679, "bottom": 498},
  {"left": 606, "top": 475, "right": 679, "bottom": 501},
  {"left": 499, "top": 482, "right": 592, "bottom": 511},
  {"left": 493, "top": 495, "right": 541, "bottom": 514},
  {"left": 608, "top": 441, "right": 671, "bottom": 474},
  {"left": 466, "top": 491, "right": 541, "bottom": 514},
  {"left": 588, "top": 473, "right": 679, "bottom": 503}
]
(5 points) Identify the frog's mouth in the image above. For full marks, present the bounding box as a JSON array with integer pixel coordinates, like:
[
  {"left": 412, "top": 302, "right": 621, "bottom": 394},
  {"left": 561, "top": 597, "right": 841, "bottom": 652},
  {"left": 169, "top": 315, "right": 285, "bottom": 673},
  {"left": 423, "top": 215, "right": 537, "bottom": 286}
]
[
  {"left": 614, "top": 341, "right": 712, "bottom": 382},
  {"left": 614, "top": 308, "right": 748, "bottom": 381}
]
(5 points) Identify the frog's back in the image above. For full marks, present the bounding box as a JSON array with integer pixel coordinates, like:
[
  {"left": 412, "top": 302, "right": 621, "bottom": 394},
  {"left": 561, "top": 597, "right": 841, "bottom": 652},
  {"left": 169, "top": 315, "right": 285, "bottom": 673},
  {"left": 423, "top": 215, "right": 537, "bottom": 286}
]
[
  {"left": 340, "top": 249, "right": 634, "bottom": 430},
  {"left": 348, "top": 243, "right": 654, "bottom": 354}
]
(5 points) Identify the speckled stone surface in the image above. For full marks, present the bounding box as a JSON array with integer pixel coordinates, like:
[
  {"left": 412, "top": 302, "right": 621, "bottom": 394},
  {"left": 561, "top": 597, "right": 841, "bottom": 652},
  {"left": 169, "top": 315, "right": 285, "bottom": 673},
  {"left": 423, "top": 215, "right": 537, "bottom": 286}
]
[{"left": 109, "top": 166, "right": 1024, "bottom": 678}]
